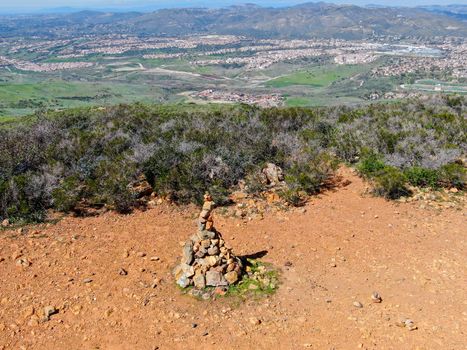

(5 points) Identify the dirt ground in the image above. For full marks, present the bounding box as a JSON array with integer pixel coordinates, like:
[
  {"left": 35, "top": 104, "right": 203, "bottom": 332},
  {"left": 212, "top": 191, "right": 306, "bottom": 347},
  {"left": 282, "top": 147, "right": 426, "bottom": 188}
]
[{"left": 0, "top": 168, "right": 466, "bottom": 350}]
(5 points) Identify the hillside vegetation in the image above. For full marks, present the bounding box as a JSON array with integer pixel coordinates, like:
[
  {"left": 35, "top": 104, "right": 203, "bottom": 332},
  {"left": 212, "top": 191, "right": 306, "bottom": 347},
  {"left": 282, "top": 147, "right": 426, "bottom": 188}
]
[{"left": 0, "top": 96, "right": 465, "bottom": 223}]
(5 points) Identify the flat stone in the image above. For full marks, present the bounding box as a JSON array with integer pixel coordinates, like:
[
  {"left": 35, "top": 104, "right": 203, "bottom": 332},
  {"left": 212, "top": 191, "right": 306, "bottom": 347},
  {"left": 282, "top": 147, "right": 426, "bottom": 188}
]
[
  {"left": 206, "top": 270, "right": 227, "bottom": 287},
  {"left": 205, "top": 256, "right": 218, "bottom": 267},
  {"left": 213, "top": 265, "right": 225, "bottom": 273},
  {"left": 202, "top": 201, "right": 215, "bottom": 211},
  {"left": 224, "top": 271, "right": 239, "bottom": 284},
  {"left": 177, "top": 274, "right": 191, "bottom": 288},
  {"left": 182, "top": 242, "right": 194, "bottom": 265},
  {"left": 198, "top": 230, "right": 216, "bottom": 240},
  {"left": 173, "top": 264, "right": 183, "bottom": 279},
  {"left": 199, "top": 209, "right": 210, "bottom": 219},
  {"left": 181, "top": 263, "right": 195, "bottom": 277},
  {"left": 193, "top": 274, "right": 206, "bottom": 289}
]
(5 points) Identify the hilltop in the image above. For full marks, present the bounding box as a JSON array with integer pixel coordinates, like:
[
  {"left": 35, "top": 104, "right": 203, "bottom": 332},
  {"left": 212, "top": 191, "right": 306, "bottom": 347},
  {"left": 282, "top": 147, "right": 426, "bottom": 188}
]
[{"left": 0, "top": 166, "right": 465, "bottom": 349}]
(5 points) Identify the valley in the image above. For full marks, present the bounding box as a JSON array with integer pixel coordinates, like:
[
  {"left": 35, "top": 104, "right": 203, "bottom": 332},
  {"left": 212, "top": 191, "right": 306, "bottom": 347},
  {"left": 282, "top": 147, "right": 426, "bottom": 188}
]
[{"left": 0, "top": 33, "right": 465, "bottom": 116}]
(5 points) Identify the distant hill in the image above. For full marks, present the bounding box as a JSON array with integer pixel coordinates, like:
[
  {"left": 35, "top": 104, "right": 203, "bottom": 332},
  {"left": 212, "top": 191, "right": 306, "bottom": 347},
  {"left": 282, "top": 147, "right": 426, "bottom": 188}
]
[
  {"left": 418, "top": 4, "right": 467, "bottom": 21},
  {"left": 0, "top": 2, "right": 466, "bottom": 39}
]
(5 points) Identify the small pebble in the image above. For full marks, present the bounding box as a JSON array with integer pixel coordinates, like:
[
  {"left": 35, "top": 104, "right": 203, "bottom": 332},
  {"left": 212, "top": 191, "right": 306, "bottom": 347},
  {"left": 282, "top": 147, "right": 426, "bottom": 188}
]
[
  {"left": 249, "top": 317, "right": 261, "bottom": 325},
  {"left": 353, "top": 301, "right": 363, "bottom": 308},
  {"left": 371, "top": 291, "right": 382, "bottom": 303}
]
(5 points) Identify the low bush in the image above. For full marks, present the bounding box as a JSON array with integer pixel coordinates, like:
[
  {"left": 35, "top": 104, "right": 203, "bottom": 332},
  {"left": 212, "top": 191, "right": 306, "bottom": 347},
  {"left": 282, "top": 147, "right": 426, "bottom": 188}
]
[
  {"left": 438, "top": 163, "right": 466, "bottom": 189},
  {"left": 356, "top": 152, "right": 387, "bottom": 178},
  {"left": 404, "top": 167, "right": 440, "bottom": 188},
  {"left": 52, "top": 175, "right": 82, "bottom": 212},
  {"left": 373, "top": 166, "right": 411, "bottom": 199},
  {"left": 0, "top": 95, "right": 465, "bottom": 222}
]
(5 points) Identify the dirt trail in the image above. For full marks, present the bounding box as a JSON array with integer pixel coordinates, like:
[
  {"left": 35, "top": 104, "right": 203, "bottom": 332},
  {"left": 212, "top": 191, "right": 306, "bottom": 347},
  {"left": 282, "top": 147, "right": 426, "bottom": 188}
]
[{"left": 0, "top": 168, "right": 466, "bottom": 350}]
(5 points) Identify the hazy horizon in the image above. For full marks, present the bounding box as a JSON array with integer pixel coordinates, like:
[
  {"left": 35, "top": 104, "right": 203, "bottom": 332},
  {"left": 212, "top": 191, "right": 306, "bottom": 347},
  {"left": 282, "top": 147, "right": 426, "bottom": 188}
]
[{"left": 0, "top": 0, "right": 465, "bottom": 14}]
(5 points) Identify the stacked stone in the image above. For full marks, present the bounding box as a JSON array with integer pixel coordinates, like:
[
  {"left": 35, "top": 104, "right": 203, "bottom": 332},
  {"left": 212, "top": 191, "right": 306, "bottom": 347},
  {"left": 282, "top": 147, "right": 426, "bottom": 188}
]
[{"left": 173, "top": 193, "right": 243, "bottom": 289}]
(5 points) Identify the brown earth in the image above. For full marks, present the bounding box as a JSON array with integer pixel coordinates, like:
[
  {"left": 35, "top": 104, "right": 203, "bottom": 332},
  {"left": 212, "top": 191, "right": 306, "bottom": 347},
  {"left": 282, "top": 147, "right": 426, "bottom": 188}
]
[{"left": 0, "top": 167, "right": 466, "bottom": 350}]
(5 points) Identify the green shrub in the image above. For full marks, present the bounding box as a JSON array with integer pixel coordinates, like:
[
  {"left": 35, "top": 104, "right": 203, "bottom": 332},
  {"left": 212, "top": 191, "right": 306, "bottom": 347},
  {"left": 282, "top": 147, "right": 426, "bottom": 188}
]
[
  {"left": 278, "top": 188, "right": 306, "bottom": 207},
  {"left": 0, "top": 174, "right": 48, "bottom": 223},
  {"left": 404, "top": 167, "right": 440, "bottom": 188},
  {"left": 285, "top": 166, "right": 322, "bottom": 196},
  {"left": 357, "top": 152, "right": 387, "bottom": 178},
  {"left": 52, "top": 176, "right": 81, "bottom": 212},
  {"left": 281, "top": 154, "right": 338, "bottom": 206},
  {"left": 244, "top": 168, "right": 268, "bottom": 195},
  {"left": 438, "top": 163, "right": 466, "bottom": 189},
  {"left": 143, "top": 150, "right": 206, "bottom": 204},
  {"left": 373, "top": 167, "right": 410, "bottom": 199},
  {"left": 0, "top": 97, "right": 465, "bottom": 222},
  {"left": 92, "top": 160, "right": 137, "bottom": 213}
]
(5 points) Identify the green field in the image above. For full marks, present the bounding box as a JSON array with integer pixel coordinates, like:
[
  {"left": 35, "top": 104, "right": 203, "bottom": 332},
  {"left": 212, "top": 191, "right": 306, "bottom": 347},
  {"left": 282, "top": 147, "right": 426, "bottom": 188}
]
[
  {"left": 0, "top": 81, "right": 171, "bottom": 116},
  {"left": 266, "top": 64, "right": 369, "bottom": 88},
  {"left": 0, "top": 53, "right": 460, "bottom": 118},
  {"left": 285, "top": 97, "right": 314, "bottom": 106},
  {"left": 402, "top": 79, "right": 467, "bottom": 93}
]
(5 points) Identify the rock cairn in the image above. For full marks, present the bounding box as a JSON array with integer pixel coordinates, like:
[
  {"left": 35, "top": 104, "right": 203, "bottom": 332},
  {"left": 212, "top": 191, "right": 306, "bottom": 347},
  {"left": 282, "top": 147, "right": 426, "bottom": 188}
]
[{"left": 173, "top": 193, "right": 243, "bottom": 289}]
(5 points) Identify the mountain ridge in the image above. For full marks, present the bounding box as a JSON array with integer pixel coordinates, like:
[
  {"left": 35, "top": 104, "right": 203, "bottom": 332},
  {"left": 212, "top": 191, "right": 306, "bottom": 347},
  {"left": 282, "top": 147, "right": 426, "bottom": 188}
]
[{"left": 0, "top": 2, "right": 465, "bottom": 39}]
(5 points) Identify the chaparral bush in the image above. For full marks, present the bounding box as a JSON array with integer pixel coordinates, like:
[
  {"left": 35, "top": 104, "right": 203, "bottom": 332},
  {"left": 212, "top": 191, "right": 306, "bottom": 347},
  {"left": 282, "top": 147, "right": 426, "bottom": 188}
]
[{"left": 0, "top": 95, "right": 465, "bottom": 222}]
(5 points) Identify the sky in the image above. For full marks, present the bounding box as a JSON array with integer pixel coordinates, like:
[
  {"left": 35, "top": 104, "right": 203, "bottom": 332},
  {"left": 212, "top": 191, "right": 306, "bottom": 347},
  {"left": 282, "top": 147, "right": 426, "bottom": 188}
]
[{"left": 0, "top": 0, "right": 465, "bottom": 13}]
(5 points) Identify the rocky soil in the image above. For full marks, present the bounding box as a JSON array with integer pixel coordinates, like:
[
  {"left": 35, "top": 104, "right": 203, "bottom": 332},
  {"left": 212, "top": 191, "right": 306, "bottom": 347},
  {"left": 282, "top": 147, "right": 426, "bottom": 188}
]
[{"left": 0, "top": 167, "right": 465, "bottom": 350}]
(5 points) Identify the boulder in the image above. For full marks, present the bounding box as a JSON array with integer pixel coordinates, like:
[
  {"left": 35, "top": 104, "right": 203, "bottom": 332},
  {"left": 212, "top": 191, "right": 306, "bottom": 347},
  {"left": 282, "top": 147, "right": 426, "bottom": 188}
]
[
  {"left": 128, "top": 175, "right": 153, "bottom": 199},
  {"left": 262, "top": 163, "right": 285, "bottom": 186}
]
